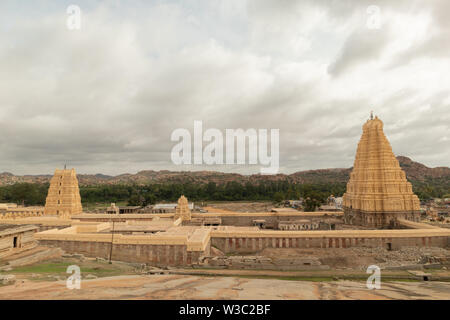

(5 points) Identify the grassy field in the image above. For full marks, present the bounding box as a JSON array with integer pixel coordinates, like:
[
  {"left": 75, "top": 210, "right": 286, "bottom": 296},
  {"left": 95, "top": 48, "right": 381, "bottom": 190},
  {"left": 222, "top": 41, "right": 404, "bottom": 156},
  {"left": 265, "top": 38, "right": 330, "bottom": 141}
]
[
  {"left": 170, "top": 268, "right": 450, "bottom": 283},
  {"left": 3, "top": 257, "right": 450, "bottom": 284},
  {"left": 2, "top": 258, "right": 136, "bottom": 281}
]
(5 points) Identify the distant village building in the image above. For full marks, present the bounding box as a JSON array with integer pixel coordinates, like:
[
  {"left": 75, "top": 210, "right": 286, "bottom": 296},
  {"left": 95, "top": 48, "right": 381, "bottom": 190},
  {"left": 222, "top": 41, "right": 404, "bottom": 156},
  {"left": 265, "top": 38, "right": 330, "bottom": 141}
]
[
  {"left": 284, "top": 200, "right": 303, "bottom": 209},
  {"left": 426, "top": 199, "right": 450, "bottom": 219},
  {"left": 320, "top": 195, "right": 343, "bottom": 211},
  {"left": 118, "top": 206, "right": 141, "bottom": 214}
]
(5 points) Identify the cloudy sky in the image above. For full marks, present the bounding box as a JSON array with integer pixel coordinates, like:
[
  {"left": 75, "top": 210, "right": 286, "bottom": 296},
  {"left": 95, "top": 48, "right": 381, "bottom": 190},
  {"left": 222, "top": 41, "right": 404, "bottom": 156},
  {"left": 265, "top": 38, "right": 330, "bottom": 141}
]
[{"left": 0, "top": 0, "right": 449, "bottom": 175}]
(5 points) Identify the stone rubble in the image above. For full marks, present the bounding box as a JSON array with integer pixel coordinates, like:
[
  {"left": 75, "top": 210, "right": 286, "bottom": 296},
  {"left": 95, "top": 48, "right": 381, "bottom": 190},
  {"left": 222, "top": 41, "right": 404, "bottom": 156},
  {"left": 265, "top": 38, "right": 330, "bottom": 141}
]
[{"left": 0, "top": 274, "right": 16, "bottom": 286}]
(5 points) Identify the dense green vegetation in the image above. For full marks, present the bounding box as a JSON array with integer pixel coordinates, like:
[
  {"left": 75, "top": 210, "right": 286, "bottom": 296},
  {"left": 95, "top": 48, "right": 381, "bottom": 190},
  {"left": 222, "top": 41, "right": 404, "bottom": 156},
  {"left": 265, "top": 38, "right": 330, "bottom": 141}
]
[
  {"left": 411, "top": 177, "right": 450, "bottom": 200},
  {"left": 0, "top": 181, "right": 345, "bottom": 208},
  {"left": 0, "top": 178, "right": 447, "bottom": 210},
  {"left": 80, "top": 181, "right": 347, "bottom": 210},
  {"left": 0, "top": 183, "right": 49, "bottom": 206}
]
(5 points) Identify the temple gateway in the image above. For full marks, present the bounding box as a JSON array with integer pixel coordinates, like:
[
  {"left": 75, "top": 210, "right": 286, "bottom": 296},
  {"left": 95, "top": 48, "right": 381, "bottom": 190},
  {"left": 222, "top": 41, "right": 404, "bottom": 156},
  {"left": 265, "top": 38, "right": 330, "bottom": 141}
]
[
  {"left": 343, "top": 115, "right": 421, "bottom": 228},
  {"left": 44, "top": 168, "right": 83, "bottom": 218}
]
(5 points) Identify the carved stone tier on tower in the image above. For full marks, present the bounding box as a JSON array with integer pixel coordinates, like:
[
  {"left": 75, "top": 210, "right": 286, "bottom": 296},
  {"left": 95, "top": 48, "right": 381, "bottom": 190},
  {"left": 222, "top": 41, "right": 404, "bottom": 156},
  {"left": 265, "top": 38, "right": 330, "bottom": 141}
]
[
  {"left": 174, "top": 195, "right": 191, "bottom": 221},
  {"left": 343, "top": 116, "right": 420, "bottom": 228},
  {"left": 44, "top": 168, "right": 83, "bottom": 218}
]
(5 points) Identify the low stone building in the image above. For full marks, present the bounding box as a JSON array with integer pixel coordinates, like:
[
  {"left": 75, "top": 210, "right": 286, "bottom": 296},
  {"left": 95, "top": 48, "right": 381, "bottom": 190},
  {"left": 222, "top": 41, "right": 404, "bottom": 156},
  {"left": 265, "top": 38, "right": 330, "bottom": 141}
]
[
  {"left": 152, "top": 201, "right": 194, "bottom": 213},
  {"left": 0, "top": 225, "right": 39, "bottom": 259},
  {"left": 104, "top": 204, "right": 141, "bottom": 214},
  {"left": 189, "top": 217, "right": 222, "bottom": 226},
  {"left": 278, "top": 219, "right": 319, "bottom": 231},
  {"left": 0, "top": 203, "right": 18, "bottom": 212},
  {"left": 0, "top": 206, "right": 44, "bottom": 220},
  {"left": 118, "top": 206, "right": 141, "bottom": 214},
  {"left": 106, "top": 203, "right": 120, "bottom": 215}
]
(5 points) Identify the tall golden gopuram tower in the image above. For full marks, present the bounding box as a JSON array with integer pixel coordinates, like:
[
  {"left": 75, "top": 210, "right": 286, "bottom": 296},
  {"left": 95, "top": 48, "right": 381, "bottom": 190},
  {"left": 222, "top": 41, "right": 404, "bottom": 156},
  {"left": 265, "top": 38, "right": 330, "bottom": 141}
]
[
  {"left": 174, "top": 195, "right": 191, "bottom": 221},
  {"left": 44, "top": 168, "right": 83, "bottom": 218},
  {"left": 343, "top": 114, "right": 421, "bottom": 228}
]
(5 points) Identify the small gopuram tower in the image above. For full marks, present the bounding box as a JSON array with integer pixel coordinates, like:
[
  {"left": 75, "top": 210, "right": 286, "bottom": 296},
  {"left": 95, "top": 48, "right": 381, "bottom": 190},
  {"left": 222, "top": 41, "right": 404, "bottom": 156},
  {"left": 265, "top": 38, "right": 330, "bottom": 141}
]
[
  {"left": 174, "top": 195, "right": 191, "bottom": 221},
  {"left": 343, "top": 114, "right": 420, "bottom": 228},
  {"left": 44, "top": 168, "right": 83, "bottom": 218}
]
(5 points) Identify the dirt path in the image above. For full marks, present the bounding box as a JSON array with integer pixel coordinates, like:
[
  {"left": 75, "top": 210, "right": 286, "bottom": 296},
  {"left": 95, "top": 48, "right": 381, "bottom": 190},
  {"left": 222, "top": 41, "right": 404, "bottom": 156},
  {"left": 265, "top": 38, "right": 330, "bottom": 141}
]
[{"left": 1, "top": 274, "right": 449, "bottom": 300}]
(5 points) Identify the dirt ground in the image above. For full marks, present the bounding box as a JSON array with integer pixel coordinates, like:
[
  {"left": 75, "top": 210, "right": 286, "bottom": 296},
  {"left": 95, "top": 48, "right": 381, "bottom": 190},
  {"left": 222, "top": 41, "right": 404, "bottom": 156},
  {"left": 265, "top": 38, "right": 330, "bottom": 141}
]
[
  {"left": 1, "top": 255, "right": 450, "bottom": 300},
  {"left": 1, "top": 274, "right": 449, "bottom": 300},
  {"left": 204, "top": 201, "right": 274, "bottom": 212},
  {"left": 260, "top": 247, "right": 450, "bottom": 270}
]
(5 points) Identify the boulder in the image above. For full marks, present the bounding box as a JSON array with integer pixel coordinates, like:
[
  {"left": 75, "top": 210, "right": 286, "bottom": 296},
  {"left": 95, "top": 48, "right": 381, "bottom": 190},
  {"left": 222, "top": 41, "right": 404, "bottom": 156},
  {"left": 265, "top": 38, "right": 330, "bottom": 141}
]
[{"left": 0, "top": 274, "right": 16, "bottom": 285}]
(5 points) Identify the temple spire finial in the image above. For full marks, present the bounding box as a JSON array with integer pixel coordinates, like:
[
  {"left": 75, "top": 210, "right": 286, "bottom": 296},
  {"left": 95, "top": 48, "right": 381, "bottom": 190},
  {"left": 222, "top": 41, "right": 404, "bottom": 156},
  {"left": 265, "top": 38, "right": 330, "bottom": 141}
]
[{"left": 370, "top": 110, "right": 374, "bottom": 120}]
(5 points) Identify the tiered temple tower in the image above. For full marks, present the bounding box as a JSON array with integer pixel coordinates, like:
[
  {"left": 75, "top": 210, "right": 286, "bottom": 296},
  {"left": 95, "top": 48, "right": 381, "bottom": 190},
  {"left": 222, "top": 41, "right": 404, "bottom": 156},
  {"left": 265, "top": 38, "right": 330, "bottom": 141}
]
[
  {"left": 343, "top": 115, "right": 421, "bottom": 228},
  {"left": 174, "top": 195, "right": 191, "bottom": 221},
  {"left": 44, "top": 168, "right": 83, "bottom": 218}
]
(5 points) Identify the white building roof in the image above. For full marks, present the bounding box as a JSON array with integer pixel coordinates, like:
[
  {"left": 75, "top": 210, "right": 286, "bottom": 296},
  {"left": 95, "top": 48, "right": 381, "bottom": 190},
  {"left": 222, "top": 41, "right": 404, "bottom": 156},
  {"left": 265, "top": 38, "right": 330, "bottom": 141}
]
[{"left": 153, "top": 203, "right": 194, "bottom": 210}]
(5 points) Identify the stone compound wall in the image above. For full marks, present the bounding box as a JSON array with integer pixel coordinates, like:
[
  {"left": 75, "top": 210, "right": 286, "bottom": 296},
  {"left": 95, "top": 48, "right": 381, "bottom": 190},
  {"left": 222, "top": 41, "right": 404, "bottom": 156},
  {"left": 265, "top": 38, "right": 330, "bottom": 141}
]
[
  {"left": 71, "top": 213, "right": 342, "bottom": 230},
  {"left": 37, "top": 231, "right": 449, "bottom": 266},
  {"left": 34, "top": 221, "right": 449, "bottom": 266},
  {"left": 206, "top": 255, "right": 329, "bottom": 271},
  {"left": 344, "top": 209, "right": 421, "bottom": 228},
  {"left": 37, "top": 232, "right": 448, "bottom": 266},
  {"left": 197, "top": 213, "right": 341, "bottom": 228},
  {"left": 38, "top": 239, "right": 209, "bottom": 267},
  {"left": 72, "top": 214, "right": 170, "bottom": 223},
  {"left": 211, "top": 234, "right": 449, "bottom": 254}
]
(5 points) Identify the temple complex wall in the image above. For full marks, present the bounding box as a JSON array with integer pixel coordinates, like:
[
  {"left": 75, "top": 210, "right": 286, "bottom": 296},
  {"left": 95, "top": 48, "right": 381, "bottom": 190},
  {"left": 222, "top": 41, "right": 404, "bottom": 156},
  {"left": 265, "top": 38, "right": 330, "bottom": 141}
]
[
  {"left": 35, "top": 225, "right": 449, "bottom": 265},
  {"left": 344, "top": 208, "right": 421, "bottom": 228},
  {"left": 38, "top": 240, "right": 207, "bottom": 266},
  {"left": 35, "top": 226, "right": 211, "bottom": 266},
  {"left": 211, "top": 233, "right": 449, "bottom": 254},
  {"left": 71, "top": 212, "right": 343, "bottom": 229},
  {"left": 0, "top": 206, "right": 45, "bottom": 220},
  {"left": 0, "top": 217, "right": 72, "bottom": 232},
  {"left": 72, "top": 214, "right": 163, "bottom": 223},
  {"left": 36, "top": 231, "right": 448, "bottom": 265}
]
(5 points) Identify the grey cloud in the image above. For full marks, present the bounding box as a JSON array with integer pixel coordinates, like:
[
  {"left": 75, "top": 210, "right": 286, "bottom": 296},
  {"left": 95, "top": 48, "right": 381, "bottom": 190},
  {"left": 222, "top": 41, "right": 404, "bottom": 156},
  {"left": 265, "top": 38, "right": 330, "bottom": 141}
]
[
  {"left": 387, "top": 0, "right": 450, "bottom": 68},
  {"left": 328, "top": 28, "right": 391, "bottom": 77},
  {"left": 0, "top": 1, "right": 448, "bottom": 175}
]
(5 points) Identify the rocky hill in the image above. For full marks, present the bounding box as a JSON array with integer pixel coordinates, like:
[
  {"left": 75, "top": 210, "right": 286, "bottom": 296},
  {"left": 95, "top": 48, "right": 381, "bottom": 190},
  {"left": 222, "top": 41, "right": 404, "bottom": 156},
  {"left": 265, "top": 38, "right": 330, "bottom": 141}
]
[{"left": 0, "top": 156, "right": 448, "bottom": 187}]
